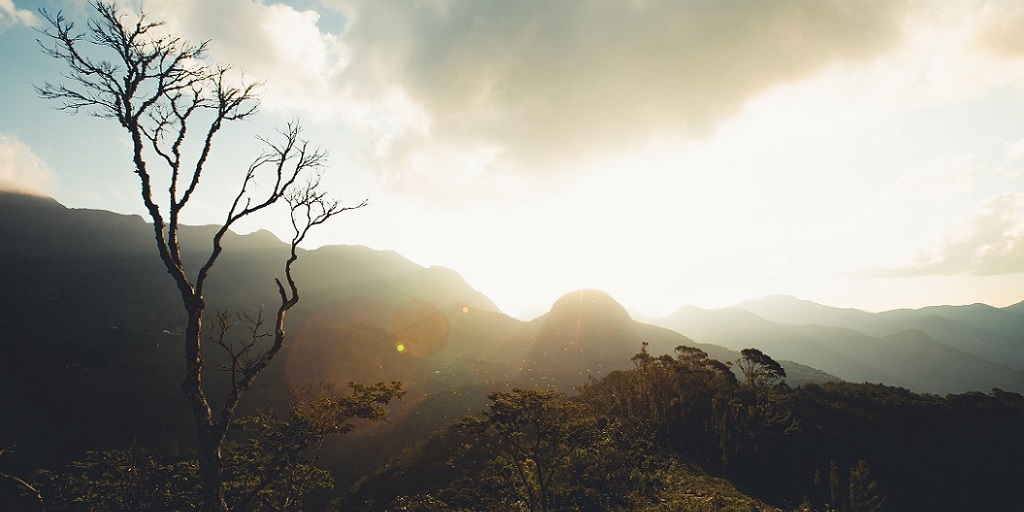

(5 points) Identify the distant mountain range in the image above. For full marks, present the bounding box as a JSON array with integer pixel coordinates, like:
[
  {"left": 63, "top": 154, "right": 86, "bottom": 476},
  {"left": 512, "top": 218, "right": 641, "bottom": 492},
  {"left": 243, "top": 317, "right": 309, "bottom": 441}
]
[
  {"left": 2, "top": 190, "right": 1023, "bottom": 481},
  {"left": 654, "top": 298, "right": 1024, "bottom": 394},
  {"left": 736, "top": 295, "right": 1024, "bottom": 367}
]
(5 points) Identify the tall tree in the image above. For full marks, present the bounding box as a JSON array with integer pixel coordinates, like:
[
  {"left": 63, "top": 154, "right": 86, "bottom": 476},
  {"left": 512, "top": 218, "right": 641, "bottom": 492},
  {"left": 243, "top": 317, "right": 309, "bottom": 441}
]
[
  {"left": 847, "top": 459, "right": 887, "bottom": 512},
  {"left": 737, "top": 348, "right": 786, "bottom": 391},
  {"left": 36, "top": 3, "right": 363, "bottom": 510},
  {"left": 463, "top": 389, "right": 591, "bottom": 512}
]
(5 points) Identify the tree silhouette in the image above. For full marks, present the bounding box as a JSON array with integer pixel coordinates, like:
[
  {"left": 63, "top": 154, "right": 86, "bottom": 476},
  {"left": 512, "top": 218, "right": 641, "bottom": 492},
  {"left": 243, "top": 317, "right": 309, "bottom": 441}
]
[
  {"left": 462, "top": 389, "right": 591, "bottom": 512},
  {"left": 848, "top": 459, "right": 887, "bottom": 512},
  {"left": 36, "top": 3, "right": 364, "bottom": 510},
  {"left": 737, "top": 348, "right": 786, "bottom": 390}
]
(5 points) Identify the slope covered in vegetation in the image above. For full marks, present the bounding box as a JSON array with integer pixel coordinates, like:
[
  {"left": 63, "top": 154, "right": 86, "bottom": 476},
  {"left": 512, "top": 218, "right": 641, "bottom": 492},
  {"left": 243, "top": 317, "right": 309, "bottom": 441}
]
[{"left": 344, "top": 345, "right": 1024, "bottom": 512}]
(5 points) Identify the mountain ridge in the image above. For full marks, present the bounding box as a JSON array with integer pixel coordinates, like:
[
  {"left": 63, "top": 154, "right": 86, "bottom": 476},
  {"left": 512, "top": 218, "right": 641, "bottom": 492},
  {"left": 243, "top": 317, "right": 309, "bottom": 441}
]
[
  {"left": 732, "top": 294, "right": 1024, "bottom": 370},
  {"left": 3, "top": 191, "right": 1021, "bottom": 417}
]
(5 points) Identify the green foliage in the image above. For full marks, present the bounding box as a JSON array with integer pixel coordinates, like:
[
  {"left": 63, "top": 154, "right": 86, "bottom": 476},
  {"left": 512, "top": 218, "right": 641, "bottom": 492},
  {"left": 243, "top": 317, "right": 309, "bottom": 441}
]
[
  {"left": 737, "top": 348, "right": 787, "bottom": 391},
  {"left": 29, "top": 381, "right": 405, "bottom": 511},
  {"left": 798, "top": 459, "right": 886, "bottom": 512},
  {"left": 347, "top": 344, "right": 802, "bottom": 510},
  {"left": 777, "top": 382, "right": 1024, "bottom": 511},
  {"left": 347, "top": 344, "right": 1024, "bottom": 512},
  {"left": 581, "top": 342, "right": 748, "bottom": 466},
  {"left": 847, "top": 460, "right": 886, "bottom": 512},
  {"left": 224, "top": 380, "right": 405, "bottom": 510},
  {"left": 30, "top": 444, "right": 330, "bottom": 512},
  {"left": 346, "top": 378, "right": 780, "bottom": 511},
  {"left": 460, "top": 388, "right": 593, "bottom": 512},
  {"left": 31, "top": 446, "right": 198, "bottom": 512},
  {"left": 19, "top": 339, "right": 1024, "bottom": 512}
]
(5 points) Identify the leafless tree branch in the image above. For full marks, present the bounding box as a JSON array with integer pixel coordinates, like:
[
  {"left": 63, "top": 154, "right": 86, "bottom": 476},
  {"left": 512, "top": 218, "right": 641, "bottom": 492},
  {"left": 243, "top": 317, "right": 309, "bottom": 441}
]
[
  {"left": 1, "top": 445, "right": 47, "bottom": 511},
  {"left": 37, "top": 4, "right": 362, "bottom": 510}
]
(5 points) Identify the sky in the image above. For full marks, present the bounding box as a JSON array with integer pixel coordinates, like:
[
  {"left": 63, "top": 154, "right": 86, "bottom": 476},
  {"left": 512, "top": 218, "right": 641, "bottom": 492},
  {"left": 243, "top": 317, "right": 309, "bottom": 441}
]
[{"left": 2, "top": 0, "right": 1024, "bottom": 318}]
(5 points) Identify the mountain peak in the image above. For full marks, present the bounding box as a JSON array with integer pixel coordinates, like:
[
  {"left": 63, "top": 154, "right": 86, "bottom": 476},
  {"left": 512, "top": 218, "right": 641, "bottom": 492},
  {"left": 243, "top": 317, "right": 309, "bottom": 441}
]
[
  {"left": 548, "top": 289, "right": 630, "bottom": 320},
  {"left": 734, "top": 295, "right": 882, "bottom": 330},
  {"left": 523, "top": 289, "right": 639, "bottom": 384}
]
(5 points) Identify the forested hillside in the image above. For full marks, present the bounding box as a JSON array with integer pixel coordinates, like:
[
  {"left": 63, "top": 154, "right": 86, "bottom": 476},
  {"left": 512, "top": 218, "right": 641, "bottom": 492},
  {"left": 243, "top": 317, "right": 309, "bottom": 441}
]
[{"left": 345, "top": 346, "right": 1024, "bottom": 512}]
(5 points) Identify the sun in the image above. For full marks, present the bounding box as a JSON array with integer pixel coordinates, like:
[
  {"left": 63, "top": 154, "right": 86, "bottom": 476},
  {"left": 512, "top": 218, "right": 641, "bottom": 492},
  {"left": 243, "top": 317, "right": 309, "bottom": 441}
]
[{"left": 395, "top": 343, "right": 406, "bottom": 353}]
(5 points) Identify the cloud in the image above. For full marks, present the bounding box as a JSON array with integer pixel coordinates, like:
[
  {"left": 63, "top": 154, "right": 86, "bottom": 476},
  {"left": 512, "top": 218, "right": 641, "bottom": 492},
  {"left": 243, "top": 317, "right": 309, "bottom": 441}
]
[
  {"left": 0, "top": 133, "right": 55, "bottom": 196},
  {"left": 143, "top": 0, "right": 345, "bottom": 114},
  {"left": 844, "top": 151, "right": 999, "bottom": 277},
  {"left": 999, "top": 137, "right": 1024, "bottom": 178},
  {"left": 117, "top": 1, "right": 1024, "bottom": 203},
  {"left": 0, "top": 0, "right": 38, "bottom": 31},
  {"left": 904, "top": 2, "right": 1024, "bottom": 105},
  {"left": 876, "top": 153, "right": 984, "bottom": 208},
  {"left": 973, "top": 2, "right": 1024, "bottom": 59},
  {"left": 326, "top": 0, "right": 908, "bottom": 184},
  {"left": 861, "top": 192, "right": 1024, "bottom": 277},
  {"left": 1004, "top": 138, "right": 1024, "bottom": 162}
]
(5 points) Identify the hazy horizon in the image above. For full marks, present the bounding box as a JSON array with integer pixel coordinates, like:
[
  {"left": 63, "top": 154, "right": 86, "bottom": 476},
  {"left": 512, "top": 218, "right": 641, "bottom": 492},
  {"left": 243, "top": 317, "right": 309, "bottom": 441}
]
[{"left": 10, "top": 188, "right": 1022, "bottom": 323}]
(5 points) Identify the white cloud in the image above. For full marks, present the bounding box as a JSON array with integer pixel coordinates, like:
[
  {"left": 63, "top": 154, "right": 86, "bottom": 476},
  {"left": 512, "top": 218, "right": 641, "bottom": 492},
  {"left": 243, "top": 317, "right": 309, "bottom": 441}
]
[
  {"left": 325, "top": 0, "right": 908, "bottom": 185},
  {"left": 735, "top": 1, "right": 1024, "bottom": 125},
  {"left": 0, "top": 133, "right": 55, "bottom": 196},
  {"left": 844, "top": 151, "right": 998, "bottom": 275},
  {"left": 1004, "top": 137, "right": 1024, "bottom": 162},
  {"left": 0, "top": 0, "right": 38, "bottom": 31},
  {"left": 862, "top": 192, "right": 1024, "bottom": 277},
  {"left": 900, "top": 2, "right": 1024, "bottom": 105},
  {"left": 307, "top": 0, "right": 1024, "bottom": 205},
  {"left": 142, "top": 0, "right": 345, "bottom": 115},
  {"left": 876, "top": 153, "right": 984, "bottom": 208},
  {"left": 105, "top": 1, "right": 1024, "bottom": 205},
  {"left": 999, "top": 137, "right": 1024, "bottom": 178},
  {"left": 973, "top": 1, "right": 1024, "bottom": 59}
]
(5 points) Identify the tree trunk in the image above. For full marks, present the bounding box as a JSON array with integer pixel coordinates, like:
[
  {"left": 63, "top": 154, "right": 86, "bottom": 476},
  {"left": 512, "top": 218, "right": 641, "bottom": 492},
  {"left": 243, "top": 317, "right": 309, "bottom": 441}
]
[
  {"left": 198, "top": 425, "right": 227, "bottom": 512},
  {"left": 180, "top": 300, "right": 228, "bottom": 512}
]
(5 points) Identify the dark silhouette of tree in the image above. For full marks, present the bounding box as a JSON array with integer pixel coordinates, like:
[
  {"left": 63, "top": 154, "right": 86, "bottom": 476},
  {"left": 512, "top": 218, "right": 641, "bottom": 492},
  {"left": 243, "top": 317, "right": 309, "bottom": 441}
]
[
  {"left": 28, "top": 382, "right": 404, "bottom": 511},
  {"left": 829, "top": 460, "right": 843, "bottom": 511},
  {"left": 462, "top": 389, "right": 592, "bottom": 512},
  {"left": 223, "top": 381, "right": 405, "bottom": 511},
  {"left": 674, "top": 345, "right": 738, "bottom": 388},
  {"left": 847, "top": 459, "right": 887, "bottom": 512},
  {"left": 342, "top": 347, "right": 1024, "bottom": 512},
  {"left": 737, "top": 348, "right": 786, "bottom": 390},
  {"left": 36, "top": 3, "right": 365, "bottom": 510},
  {"left": 30, "top": 445, "right": 198, "bottom": 512}
]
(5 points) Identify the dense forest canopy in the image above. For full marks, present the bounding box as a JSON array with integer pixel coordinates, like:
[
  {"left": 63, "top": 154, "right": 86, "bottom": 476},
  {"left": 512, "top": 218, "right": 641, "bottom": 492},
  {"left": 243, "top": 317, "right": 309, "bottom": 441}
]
[
  {"left": 6, "top": 323, "right": 1024, "bottom": 511},
  {"left": 344, "top": 346, "right": 1024, "bottom": 512}
]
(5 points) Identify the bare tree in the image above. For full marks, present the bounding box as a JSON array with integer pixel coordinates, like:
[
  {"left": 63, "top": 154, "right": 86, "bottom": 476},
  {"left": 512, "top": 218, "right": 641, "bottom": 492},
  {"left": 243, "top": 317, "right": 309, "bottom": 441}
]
[{"left": 36, "top": 3, "right": 363, "bottom": 510}]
